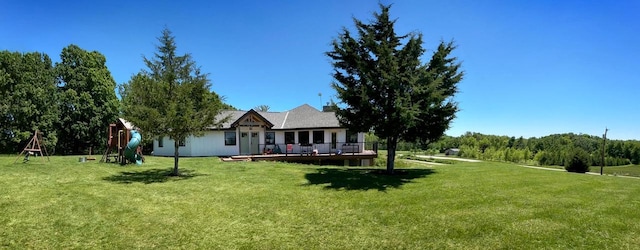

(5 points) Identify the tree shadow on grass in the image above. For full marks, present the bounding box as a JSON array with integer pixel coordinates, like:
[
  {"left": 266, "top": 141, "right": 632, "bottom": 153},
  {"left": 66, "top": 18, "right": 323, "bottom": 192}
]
[
  {"left": 304, "top": 168, "right": 435, "bottom": 191},
  {"left": 103, "top": 168, "right": 204, "bottom": 184}
]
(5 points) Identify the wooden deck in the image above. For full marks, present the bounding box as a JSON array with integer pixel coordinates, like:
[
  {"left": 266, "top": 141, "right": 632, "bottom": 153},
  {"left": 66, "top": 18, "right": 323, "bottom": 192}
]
[{"left": 227, "top": 150, "right": 378, "bottom": 165}]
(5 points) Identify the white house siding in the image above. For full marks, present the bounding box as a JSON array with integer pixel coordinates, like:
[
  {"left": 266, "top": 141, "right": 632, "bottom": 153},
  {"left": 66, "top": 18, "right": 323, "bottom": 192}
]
[
  {"left": 153, "top": 136, "right": 192, "bottom": 156},
  {"left": 274, "top": 131, "right": 285, "bottom": 146},
  {"left": 153, "top": 138, "right": 171, "bottom": 156},
  {"left": 317, "top": 129, "right": 343, "bottom": 154},
  {"left": 153, "top": 130, "right": 366, "bottom": 156},
  {"left": 189, "top": 131, "right": 239, "bottom": 156},
  {"left": 153, "top": 131, "right": 240, "bottom": 157}
]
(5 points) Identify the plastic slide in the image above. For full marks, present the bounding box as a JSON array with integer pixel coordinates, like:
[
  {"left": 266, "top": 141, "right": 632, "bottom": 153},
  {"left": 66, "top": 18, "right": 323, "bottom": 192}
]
[{"left": 124, "top": 130, "right": 143, "bottom": 165}]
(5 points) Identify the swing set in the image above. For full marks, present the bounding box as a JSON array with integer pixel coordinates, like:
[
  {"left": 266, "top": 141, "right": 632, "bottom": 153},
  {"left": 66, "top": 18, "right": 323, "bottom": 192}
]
[{"left": 14, "top": 130, "right": 50, "bottom": 163}]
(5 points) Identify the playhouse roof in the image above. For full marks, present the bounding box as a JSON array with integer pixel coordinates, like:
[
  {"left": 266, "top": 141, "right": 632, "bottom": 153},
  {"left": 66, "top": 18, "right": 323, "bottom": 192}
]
[{"left": 118, "top": 118, "right": 136, "bottom": 130}]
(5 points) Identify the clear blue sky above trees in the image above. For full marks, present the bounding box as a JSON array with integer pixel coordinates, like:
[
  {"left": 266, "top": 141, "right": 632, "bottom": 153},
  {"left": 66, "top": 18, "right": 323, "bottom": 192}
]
[{"left": 2, "top": 0, "right": 638, "bottom": 139}]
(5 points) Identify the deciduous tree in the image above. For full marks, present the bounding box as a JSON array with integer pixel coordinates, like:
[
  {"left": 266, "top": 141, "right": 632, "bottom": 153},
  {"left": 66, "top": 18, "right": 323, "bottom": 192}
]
[
  {"left": 327, "top": 4, "right": 463, "bottom": 174},
  {"left": 0, "top": 51, "right": 58, "bottom": 153},
  {"left": 55, "top": 45, "right": 119, "bottom": 154}
]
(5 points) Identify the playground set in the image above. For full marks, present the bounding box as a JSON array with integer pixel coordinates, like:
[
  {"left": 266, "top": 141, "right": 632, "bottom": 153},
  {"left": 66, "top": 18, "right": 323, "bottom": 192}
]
[
  {"left": 100, "top": 118, "right": 144, "bottom": 165},
  {"left": 14, "top": 130, "right": 50, "bottom": 163}
]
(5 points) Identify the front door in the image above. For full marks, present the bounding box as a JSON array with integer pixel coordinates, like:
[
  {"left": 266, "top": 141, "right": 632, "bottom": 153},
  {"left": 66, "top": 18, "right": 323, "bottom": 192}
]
[
  {"left": 251, "top": 132, "right": 260, "bottom": 154},
  {"left": 240, "top": 132, "right": 250, "bottom": 155},
  {"left": 240, "top": 132, "right": 261, "bottom": 155}
]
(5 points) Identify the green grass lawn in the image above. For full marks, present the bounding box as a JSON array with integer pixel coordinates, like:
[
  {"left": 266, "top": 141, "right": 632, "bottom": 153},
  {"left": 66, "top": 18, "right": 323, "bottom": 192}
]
[
  {"left": 532, "top": 164, "right": 640, "bottom": 177},
  {"left": 2, "top": 156, "right": 640, "bottom": 249},
  {"left": 597, "top": 165, "right": 640, "bottom": 177}
]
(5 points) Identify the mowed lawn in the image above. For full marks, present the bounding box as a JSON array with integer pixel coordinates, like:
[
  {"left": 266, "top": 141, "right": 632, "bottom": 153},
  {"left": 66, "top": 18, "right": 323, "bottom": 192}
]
[{"left": 1, "top": 156, "right": 640, "bottom": 249}]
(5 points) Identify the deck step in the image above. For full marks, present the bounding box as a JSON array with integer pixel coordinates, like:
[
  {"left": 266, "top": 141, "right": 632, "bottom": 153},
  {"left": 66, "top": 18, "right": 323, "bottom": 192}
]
[
  {"left": 230, "top": 155, "right": 252, "bottom": 159},
  {"left": 221, "top": 157, "right": 251, "bottom": 162}
]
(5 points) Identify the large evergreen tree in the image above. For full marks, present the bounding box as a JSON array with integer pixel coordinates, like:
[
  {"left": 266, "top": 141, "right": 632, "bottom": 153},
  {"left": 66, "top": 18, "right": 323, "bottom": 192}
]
[
  {"left": 55, "top": 45, "right": 120, "bottom": 155},
  {"left": 0, "top": 51, "right": 59, "bottom": 153},
  {"left": 327, "top": 4, "right": 463, "bottom": 174},
  {"left": 120, "top": 28, "right": 226, "bottom": 176}
]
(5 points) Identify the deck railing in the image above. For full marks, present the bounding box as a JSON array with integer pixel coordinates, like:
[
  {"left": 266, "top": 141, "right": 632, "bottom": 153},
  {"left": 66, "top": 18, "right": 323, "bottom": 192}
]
[{"left": 258, "top": 141, "right": 378, "bottom": 156}]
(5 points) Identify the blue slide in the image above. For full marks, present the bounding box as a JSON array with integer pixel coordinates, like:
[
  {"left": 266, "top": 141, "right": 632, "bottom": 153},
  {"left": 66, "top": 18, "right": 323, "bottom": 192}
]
[{"left": 124, "top": 130, "right": 143, "bottom": 165}]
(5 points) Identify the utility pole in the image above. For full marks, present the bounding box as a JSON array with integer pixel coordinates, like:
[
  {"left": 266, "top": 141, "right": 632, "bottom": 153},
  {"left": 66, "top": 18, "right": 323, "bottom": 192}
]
[{"left": 601, "top": 127, "right": 608, "bottom": 175}]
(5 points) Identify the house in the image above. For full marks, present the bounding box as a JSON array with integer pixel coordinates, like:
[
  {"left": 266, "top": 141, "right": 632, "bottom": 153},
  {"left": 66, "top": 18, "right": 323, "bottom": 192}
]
[
  {"left": 445, "top": 148, "right": 460, "bottom": 156},
  {"left": 152, "top": 104, "right": 377, "bottom": 165}
]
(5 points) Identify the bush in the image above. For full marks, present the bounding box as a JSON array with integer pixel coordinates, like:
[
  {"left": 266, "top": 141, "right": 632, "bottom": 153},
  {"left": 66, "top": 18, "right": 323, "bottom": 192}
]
[{"left": 565, "top": 149, "right": 590, "bottom": 173}]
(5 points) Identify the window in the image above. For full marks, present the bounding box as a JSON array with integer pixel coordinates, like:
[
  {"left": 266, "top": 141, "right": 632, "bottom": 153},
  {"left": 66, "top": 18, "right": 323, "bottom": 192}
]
[
  {"left": 313, "top": 131, "right": 324, "bottom": 144},
  {"left": 285, "top": 132, "right": 295, "bottom": 144},
  {"left": 158, "top": 137, "right": 164, "bottom": 148},
  {"left": 331, "top": 132, "right": 337, "bottom": 149},
  {"left": 298, "top": 131, "right": 309, "bottom": 145},
  {"left": 346, "top": 130, "right": 358, "bottom": 143},
  {"left": 179, "top": 139, "right": 186, "bottom": 147},
  {"left": 265, "top": 132, "right": 275, "bottom": 145},
  {"left": 224, "top": 132, "right": 236, "bottom": 145}
]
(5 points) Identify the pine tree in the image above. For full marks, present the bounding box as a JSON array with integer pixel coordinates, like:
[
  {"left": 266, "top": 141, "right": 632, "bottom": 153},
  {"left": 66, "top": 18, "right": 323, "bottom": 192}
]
[
  {"left": 120, "top": 28, "right": 226, "bottom": 175},
  {"left": 327, "top": 4, "right": 463, "bottom": 174}
]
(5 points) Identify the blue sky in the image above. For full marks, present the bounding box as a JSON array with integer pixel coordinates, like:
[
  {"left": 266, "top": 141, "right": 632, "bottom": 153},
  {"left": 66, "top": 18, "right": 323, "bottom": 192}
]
[{"left": 2, "top": 0, "right": 639, "bottom": 140}]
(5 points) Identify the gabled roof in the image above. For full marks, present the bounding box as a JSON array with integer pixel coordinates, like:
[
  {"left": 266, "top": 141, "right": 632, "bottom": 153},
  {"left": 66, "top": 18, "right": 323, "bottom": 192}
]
[
  {"left": 212, "top": 104, "right": 341, "bottom": 130},
  {"left": 230, "top": 109, "right": 275, "bottom": 128}
]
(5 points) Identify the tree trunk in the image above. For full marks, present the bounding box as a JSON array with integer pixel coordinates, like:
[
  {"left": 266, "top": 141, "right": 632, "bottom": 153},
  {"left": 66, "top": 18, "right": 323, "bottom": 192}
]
[
  {"left": 386, "top": 137, "right": 397, "bottom": 174},
  {"left": 173, "top": 140, "right": 180, "bottom": 176}
]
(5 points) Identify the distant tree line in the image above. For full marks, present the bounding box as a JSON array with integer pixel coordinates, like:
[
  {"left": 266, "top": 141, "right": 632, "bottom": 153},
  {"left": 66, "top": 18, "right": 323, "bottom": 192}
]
[
  {"left": 0, "top": 45, "right": 119, "bottom": 155},
  {"left": 392, "top": 132, "right": 640, "bottom": 167}
]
